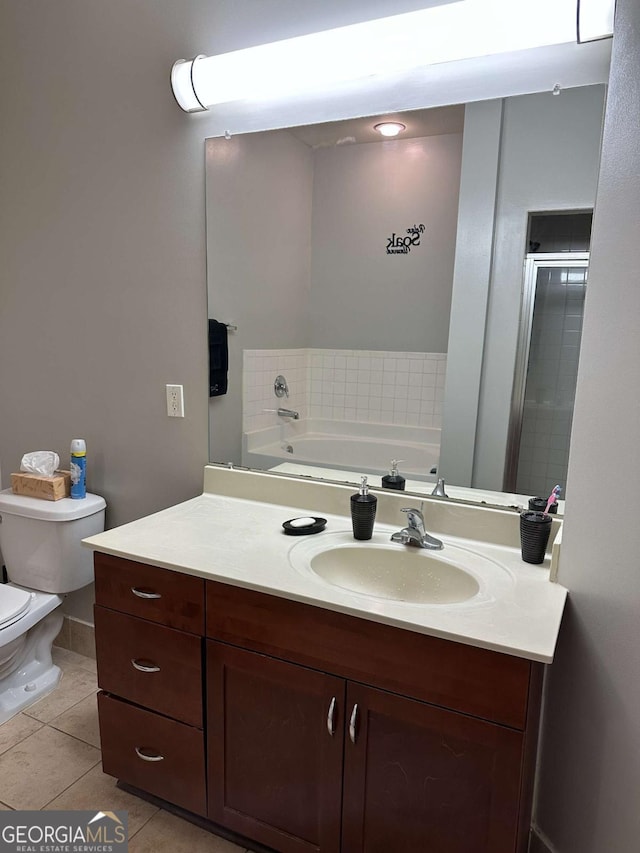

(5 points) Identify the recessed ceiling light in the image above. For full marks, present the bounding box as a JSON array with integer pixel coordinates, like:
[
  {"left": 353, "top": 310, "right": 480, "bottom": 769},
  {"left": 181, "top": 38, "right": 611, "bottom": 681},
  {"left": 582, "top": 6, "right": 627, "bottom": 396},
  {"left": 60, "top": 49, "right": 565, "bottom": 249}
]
[{"left": 374, "top": 121, "right": 406, "bottom": 137}]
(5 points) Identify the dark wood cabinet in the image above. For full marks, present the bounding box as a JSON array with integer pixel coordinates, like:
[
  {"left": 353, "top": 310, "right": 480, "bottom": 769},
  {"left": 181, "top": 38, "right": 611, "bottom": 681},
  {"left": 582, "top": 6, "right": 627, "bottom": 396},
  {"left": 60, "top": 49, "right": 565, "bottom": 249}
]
[
  {"left": 94, "top": 606, "right": 203, "bottom": 727},
  {"left": 94, "top": 554, "right": 544, "bottom": 853},
  {"left": 206, "top": 640, "right": 527, "bottom": 853},
  {"left": 94, "top": 551, "right": 205, "bottom": 633},
  {"left": 94, "top": 554, "right": 207, "bottom": 817},
  {"left": 98, "top": 693, "right": 206, "bottom": 816},
  {"left": 341, "top": 683, "right": 523, "bottom": 853},
  {"left": 207, "top": 642, "right": 345, "bottom": 853}
]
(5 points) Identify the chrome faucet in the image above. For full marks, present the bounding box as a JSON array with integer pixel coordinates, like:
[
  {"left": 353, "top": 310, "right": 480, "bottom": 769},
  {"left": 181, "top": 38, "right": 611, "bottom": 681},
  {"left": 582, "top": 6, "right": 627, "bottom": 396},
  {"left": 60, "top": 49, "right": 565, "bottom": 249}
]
[
  {"left": 390, "top": 507, "right": 444, "bottom": 550},
  {"left": 276, "top": 407, "right": 299, "bottom": 419},
  {"left": 431, "top": 477, "right": 448, "bottom": 497}
]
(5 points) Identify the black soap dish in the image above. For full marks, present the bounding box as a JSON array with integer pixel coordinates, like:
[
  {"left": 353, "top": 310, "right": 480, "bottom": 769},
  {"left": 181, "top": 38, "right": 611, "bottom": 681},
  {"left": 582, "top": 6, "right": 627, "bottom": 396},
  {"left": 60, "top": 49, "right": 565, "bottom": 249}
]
[{"left": 282, "top": 516, "right": 327, "bottom": 536}]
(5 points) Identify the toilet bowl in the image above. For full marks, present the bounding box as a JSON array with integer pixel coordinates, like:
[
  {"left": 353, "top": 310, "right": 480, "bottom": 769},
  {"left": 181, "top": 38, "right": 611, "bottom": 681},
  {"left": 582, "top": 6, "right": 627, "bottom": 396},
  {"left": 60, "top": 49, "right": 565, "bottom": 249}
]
[{"left": 0, "top": 489, "right": 106, "bottom": 723}]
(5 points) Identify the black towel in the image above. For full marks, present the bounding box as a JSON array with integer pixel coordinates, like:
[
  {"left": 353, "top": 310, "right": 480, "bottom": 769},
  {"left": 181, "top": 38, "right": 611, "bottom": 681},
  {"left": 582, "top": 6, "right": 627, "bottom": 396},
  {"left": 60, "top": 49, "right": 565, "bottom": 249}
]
[{"left": 208, "top": 319, "right": 228, "bottom": 397}]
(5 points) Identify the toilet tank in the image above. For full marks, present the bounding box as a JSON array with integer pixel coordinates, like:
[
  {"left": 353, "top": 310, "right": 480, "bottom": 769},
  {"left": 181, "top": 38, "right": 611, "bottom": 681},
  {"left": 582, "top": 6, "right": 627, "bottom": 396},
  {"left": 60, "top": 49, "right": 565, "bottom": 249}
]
[{"left": 0, "top": 490, "right": 106, "bottom": 593}]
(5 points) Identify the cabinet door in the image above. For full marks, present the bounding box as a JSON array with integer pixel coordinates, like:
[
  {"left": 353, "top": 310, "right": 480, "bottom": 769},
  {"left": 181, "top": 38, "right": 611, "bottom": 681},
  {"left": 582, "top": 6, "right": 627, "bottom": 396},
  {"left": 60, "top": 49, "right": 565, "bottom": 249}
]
[
  {"left": 207, "top": 641, "right": 345, "bottom": 853},
  {"left": 342, "top": 683, "right": 524, "bottom": 853}
]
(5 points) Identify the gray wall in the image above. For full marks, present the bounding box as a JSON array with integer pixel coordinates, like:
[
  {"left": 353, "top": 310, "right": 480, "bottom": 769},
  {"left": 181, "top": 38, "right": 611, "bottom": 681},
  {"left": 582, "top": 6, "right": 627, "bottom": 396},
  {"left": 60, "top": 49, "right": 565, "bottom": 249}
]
[
  {"left": 534, "top": 2, "right": 640, "bottom": 850},
  {"left": 309, "top": 133, "right": 462, "bottom": 351},
  {"left": 206, "top": 131, "right": 313, "bottom": 464}
]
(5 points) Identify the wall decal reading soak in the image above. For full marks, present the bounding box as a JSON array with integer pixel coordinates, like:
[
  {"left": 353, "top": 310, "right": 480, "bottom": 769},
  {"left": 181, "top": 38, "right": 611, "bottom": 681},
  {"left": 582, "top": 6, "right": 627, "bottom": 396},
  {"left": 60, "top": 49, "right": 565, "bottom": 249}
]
[{"left": 386, "top": 223, "right": 425, "bottom": 255}]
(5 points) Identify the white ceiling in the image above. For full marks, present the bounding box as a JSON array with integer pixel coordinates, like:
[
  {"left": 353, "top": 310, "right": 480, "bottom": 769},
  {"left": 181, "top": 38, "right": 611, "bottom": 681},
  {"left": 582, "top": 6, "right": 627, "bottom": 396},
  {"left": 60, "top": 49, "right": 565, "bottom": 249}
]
[{"left": 286, "top": 103, "right": 465, "bottom": 147}]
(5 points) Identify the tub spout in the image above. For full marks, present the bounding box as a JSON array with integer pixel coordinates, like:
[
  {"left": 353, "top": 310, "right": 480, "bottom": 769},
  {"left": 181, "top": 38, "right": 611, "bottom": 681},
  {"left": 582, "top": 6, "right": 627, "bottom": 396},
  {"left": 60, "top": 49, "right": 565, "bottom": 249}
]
[
  {"left": 277, "top": 407, "right": 299, "bottom": 419},
  {"left": 263, "top": 407, "right": 300, "bottom": 419}
]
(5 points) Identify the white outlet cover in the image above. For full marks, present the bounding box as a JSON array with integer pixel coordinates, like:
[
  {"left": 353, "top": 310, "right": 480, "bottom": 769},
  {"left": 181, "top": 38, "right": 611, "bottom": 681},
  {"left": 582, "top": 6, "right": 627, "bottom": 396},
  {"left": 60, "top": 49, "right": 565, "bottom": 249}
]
[{"left": 166, "top": 384, "right": 185, "bottom": 417}]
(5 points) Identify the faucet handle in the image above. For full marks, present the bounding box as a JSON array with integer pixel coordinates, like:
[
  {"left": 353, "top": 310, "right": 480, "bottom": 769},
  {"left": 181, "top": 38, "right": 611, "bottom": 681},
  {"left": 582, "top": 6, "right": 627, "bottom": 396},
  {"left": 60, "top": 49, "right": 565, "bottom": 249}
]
[
  {"left": 390, "top": 530, "right": 411, "bottom": 544},
  {"left": 401, "top": 507, "right": 424, "bottom": 527}
]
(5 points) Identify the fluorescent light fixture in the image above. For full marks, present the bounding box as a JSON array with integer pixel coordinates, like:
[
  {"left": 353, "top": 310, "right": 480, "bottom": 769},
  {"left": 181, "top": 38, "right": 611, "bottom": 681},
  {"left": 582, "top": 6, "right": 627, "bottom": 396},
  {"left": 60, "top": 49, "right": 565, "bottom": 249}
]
[
  {"left": 577, "top": 0, "right": 616, "bottom": 43},
  {"left": 374, "top": 122, "right": 406, "bottom": 137},
  {"left": 171, "top": 0, "right": 611, "bottom": 113}
]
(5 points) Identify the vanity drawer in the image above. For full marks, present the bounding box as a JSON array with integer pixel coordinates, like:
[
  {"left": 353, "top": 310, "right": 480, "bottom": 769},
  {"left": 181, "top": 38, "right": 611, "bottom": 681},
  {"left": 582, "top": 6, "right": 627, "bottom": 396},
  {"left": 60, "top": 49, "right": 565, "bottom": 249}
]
[
  {"left": 206, "top": 580, "right": 533, "bottom": 730},
  {"left": 98, "top": 692, "right": 206, "bottom": 817},
  {"left": 94, "top": 552, "right": 205, "bottom": 634},
  {"left": 95, "top": 606, "right": 203, "bottom": 727}
]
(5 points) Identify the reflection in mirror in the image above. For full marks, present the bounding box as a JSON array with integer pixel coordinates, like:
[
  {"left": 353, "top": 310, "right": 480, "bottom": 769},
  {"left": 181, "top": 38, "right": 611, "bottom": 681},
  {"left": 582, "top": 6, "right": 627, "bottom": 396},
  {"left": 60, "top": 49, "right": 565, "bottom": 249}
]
[{"left": 206, "top": 85, "right": 606, "bottom": 510}]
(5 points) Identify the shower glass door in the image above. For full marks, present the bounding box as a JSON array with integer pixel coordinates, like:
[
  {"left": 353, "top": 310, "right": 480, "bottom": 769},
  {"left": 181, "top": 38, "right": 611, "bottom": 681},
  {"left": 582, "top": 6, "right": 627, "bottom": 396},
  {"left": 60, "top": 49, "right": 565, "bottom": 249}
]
[{"left": 506, "top": 254, "right": 588, "bottom": 499}]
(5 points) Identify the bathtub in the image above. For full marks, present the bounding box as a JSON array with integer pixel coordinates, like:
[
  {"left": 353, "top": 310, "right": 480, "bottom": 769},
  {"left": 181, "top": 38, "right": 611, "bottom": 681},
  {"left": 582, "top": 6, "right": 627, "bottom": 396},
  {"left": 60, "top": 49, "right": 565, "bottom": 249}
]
[{"left": 242, "top": 419, "right": 440, "bottom": 482}]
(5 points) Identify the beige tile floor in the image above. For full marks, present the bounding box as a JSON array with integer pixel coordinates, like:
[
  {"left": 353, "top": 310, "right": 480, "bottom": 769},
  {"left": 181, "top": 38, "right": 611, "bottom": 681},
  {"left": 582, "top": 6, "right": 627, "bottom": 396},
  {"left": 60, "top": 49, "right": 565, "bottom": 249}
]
[{"left": 0, "top": 647, "right": 252, "bottom": 852}]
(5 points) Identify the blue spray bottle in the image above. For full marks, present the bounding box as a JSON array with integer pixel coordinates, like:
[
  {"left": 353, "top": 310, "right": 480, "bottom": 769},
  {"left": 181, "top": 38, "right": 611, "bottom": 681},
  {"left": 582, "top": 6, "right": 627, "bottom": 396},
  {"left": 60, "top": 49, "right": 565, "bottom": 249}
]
[{"left": 70, "top": 439, "right": 87, "bottom": 499}]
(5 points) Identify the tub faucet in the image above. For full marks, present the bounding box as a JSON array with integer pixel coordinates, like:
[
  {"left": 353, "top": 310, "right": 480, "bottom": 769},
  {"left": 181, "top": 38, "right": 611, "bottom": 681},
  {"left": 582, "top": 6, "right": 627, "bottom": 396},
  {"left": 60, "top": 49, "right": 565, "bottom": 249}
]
[
  {"left": 277, "top": 407, "right": 299, "bottom": 419},
  {"left": 390, "top": 507, "right": 444, "bottom": 550}
]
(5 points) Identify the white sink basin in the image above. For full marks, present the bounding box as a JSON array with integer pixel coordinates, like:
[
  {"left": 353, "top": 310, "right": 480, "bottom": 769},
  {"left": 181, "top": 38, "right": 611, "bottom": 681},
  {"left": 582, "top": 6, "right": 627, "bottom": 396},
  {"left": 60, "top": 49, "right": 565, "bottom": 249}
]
[{"left": 288, "top": 531, "right": 514, "bottom": 606}]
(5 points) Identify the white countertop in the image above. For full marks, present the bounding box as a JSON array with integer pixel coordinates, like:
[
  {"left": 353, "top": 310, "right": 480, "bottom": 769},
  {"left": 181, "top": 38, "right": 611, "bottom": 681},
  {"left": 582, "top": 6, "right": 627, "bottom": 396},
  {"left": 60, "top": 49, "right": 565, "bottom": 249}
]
[{"left": 84, "top": 468, "right": 567, "bottom": 664}]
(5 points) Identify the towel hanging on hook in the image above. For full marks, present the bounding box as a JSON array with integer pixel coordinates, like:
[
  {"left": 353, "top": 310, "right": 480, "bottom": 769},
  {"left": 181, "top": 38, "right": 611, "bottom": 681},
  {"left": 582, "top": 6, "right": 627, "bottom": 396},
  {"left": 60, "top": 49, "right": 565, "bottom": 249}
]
[{"left": 208, "top": 319, "right": 228, "bottom": 396}]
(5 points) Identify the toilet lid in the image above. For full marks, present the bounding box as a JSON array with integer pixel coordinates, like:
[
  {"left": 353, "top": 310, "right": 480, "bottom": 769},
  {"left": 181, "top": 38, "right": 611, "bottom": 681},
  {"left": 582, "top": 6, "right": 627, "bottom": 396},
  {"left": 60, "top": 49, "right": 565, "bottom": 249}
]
[{"left": 0, "top": 585, "right": 31, "bottom": 630}]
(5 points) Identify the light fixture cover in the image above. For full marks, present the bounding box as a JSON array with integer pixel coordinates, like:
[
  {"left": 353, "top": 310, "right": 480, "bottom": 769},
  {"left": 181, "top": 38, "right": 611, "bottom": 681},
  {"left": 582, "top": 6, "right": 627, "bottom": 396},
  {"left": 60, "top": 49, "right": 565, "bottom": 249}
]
[
  {"left": 171, "top": 0, "right": 606, "bottom": 113},
  {"left": 577, "top": 0, "right": 615, "bottom": 42},
  {"left": 374, "top": 122, "right": 407, "bottom": 137}
]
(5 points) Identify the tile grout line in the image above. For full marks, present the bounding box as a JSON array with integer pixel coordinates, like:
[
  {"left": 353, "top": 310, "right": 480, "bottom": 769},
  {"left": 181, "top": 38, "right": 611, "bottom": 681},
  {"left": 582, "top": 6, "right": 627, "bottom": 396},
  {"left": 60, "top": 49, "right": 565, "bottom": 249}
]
[
  {"left": 45, "top": 720, "right": 101, "bottom": 751},
  {"left": 39, "top": 755, "right": 103, "bottom": 811},
  {"left": 126, "top": 807, "right": 160, "bottom": 842},
  {"left": 23, "top": 694, "right": 98, "bottom": 728},
  {"left": 21, "top": 669, "right": 99, "bottom": 727},
  {"left": 0, "top": 719, "right": 45, "bottom": 757}
]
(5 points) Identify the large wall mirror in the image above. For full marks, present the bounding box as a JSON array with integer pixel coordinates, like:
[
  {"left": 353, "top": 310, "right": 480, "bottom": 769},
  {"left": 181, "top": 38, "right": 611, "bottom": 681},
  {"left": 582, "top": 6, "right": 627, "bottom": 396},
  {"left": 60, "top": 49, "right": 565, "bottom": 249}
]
[{"left": 206, "top": 82, "right": 606, "bottom": 510}]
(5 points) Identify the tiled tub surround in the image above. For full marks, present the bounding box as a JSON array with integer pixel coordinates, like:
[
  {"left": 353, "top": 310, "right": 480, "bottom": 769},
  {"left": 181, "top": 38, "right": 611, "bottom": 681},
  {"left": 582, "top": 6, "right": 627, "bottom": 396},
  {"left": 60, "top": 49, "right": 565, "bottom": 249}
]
[
  {"left": 243, "top": 348, "right": 309, "bottom": 433},
  {"left": 242, "top": 348, "right": 446, "bottom": 477},
  {"left": 243, "top": 348, "right": 447, "bottom": 432}
]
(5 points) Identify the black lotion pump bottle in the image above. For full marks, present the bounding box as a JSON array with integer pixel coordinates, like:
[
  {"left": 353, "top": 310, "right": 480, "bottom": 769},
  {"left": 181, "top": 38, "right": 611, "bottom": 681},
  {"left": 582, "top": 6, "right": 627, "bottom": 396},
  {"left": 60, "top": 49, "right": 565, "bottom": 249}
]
[
  {"left": 381, "top": 459, "right": 406, "bottom": 491},
  {"left": 351, "top": 475, "right": 377, "bottom": 540}
]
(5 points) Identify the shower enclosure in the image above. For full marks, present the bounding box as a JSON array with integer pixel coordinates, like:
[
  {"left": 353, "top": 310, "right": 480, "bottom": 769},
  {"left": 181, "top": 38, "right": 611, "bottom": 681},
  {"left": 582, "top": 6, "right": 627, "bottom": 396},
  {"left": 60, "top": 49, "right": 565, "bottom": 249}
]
[{"left": 505, "top": 253, "right": 589, "bottom": 498}]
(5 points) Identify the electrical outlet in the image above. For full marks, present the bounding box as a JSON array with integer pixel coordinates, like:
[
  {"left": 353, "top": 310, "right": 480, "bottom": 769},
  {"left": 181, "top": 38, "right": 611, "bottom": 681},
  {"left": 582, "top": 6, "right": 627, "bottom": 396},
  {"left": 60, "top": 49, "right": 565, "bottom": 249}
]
[{"left": 166, "top": 384, "right": 185, "bottom": 417}]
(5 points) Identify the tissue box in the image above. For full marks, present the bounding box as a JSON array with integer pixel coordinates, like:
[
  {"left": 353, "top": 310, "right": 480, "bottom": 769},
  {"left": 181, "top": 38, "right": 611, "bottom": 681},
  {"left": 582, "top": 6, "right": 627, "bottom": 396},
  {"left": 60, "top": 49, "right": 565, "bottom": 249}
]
[{"left": 11, "top": 470, "right": 71, "bottom": 501}]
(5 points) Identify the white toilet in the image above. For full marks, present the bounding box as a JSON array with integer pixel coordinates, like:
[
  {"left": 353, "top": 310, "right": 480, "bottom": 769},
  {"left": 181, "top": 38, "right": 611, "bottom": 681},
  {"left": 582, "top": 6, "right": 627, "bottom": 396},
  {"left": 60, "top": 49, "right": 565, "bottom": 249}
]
[{"left": 0, "top": 488, "right": 106, "bottom": 723}]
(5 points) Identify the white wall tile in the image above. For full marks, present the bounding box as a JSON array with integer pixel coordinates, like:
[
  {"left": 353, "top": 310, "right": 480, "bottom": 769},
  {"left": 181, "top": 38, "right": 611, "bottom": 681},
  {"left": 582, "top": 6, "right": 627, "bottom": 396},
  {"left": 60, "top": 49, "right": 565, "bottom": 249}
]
[{"left": 243, "top": 347, "right": 447, "bottom": 431}]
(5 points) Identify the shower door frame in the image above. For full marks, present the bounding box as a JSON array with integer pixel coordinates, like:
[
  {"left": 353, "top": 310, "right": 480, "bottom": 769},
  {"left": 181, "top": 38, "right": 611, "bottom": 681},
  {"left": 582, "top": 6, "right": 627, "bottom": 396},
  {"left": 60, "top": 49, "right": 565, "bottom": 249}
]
[{"left": 504, "top": 252, "right": 589, "bottom": 493}]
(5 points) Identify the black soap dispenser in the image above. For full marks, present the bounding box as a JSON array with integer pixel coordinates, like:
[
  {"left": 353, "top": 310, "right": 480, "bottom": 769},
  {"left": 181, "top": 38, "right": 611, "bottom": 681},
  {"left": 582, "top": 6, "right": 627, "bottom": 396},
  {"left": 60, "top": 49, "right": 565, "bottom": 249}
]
[
  {"left": 381, "top": 459, "right": 406, "bottom": 491},
  {"left": 351, "top": 475, "right": 377, "bottom": 540}
]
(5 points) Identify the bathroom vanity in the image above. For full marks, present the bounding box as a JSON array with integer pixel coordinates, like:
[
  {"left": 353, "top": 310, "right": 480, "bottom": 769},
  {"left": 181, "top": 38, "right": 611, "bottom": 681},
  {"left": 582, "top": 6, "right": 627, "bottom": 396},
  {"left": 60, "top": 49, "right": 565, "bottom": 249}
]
[{"left": 85, "top": 466, "right": 566, "bottom": 853}]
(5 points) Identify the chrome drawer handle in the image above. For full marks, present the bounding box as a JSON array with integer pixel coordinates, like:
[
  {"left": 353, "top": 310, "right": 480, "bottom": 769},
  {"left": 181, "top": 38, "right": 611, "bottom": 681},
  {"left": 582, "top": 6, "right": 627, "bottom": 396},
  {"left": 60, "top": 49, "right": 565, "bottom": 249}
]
[
  {"left": 349, "top": 703, "right": 359, "bottom": 744},
  {"left": 131, "top": 587, "right": 162, "bottom": 599},
  {"left": 327, "top": 697, "right": 337, "bottom": 736},
  {"left": 131, "top": 658, "right": 161, "bottom": 673},
  {"left": 135, "top": 746, "right": 164, "bottom": 762}
]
